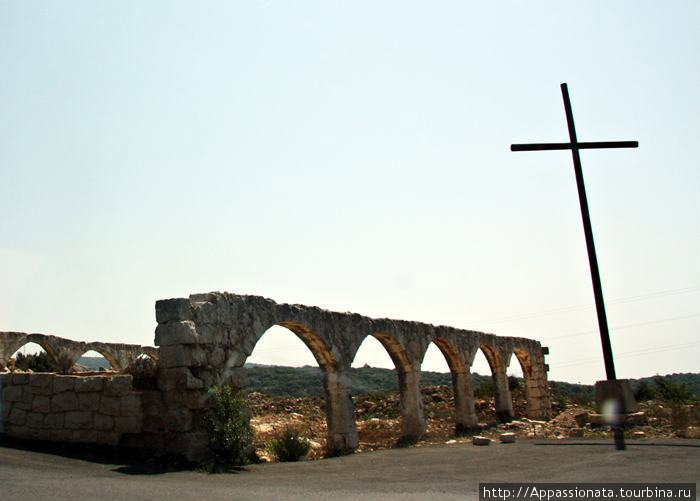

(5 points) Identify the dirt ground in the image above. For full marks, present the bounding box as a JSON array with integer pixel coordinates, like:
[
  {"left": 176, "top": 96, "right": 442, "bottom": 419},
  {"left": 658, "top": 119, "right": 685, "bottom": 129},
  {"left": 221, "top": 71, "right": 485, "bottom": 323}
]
[{"left": 248, "top": 385, "right": 700, "bottom": 460}]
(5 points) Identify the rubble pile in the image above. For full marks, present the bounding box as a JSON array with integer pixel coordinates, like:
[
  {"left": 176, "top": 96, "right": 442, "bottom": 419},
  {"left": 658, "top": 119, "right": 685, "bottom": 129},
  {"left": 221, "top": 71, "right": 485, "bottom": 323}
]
[{"left": 245, "top": 385, "right": 699, "bottom": 460}]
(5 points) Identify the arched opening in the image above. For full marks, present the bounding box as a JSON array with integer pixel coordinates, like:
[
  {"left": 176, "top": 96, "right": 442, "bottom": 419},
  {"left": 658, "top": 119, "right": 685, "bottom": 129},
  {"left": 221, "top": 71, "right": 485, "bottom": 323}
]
[
  {"left": 8, "top": 342, "right": 55, "bottom": 372},
  {"left": 244, "top": 324, "right": 328, "bottom": 460},
  {"left": 511, "top": 348, "right": 539, "bottom": 418},
  {"left": 420, "top": 341, "right": 460, "bottom": 439},
  {"left": 73, "top": 350, "right": 115, "bottom": 372},
  {"left": 350, "top": 333, "right": 414, "bottom": 450},
  {"left": 506, "top": 351, "right": 528, "bottom": 417},
  {"left": 471, "top": 347, "right": 498, "bottom": 424}
]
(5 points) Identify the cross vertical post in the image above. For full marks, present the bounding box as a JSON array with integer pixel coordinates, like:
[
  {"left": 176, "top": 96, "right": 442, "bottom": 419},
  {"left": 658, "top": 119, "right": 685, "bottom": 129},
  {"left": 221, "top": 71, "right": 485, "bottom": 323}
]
[
  {"left": 510, "top": 83, "right": 638, "bottom": 450},
  {"left": 560, "top": 83, "right": 616, "bottom": 381}
]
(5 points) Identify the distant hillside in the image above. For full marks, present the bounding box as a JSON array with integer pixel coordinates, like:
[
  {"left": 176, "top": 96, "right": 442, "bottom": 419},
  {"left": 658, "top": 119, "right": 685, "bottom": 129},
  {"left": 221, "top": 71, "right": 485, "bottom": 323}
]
[
  {"left": 78, "top": 356, "right": 699, "bottom": 400},
  {"left": 78, "top": 356, "right": 112, "bottom": 370}
]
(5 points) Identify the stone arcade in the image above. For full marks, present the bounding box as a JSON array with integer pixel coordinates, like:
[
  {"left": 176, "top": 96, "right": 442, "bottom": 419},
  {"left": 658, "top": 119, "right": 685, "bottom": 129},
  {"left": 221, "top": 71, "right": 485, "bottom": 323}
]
[{"left": 1, "top": 292, "right": 551, "bottom": 460}]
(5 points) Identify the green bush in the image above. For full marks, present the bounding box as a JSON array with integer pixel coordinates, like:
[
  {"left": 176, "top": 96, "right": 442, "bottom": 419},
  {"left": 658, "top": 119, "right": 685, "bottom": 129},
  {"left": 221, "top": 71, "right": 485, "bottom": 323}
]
[
  {"left": 633, "top": 381, "right": 656, "bottom": 401},
  {"left": 204, "top": 385, "right": 255, "bottom": 471},
  {"left": 14, "top": 352, "right": 56, "bottom": 372},
  {"left": 654, "top": 376, "right": 695, "bottom": 404},
  {"left": 267, "top": 427, "right": 311, "bottom": 462}
]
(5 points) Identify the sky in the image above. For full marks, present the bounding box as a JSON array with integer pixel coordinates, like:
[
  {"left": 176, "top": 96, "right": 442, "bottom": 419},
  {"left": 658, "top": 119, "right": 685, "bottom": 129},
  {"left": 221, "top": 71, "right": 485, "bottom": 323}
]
[{"left": 1, "top": 1, "right": 698, "bottom": 385}]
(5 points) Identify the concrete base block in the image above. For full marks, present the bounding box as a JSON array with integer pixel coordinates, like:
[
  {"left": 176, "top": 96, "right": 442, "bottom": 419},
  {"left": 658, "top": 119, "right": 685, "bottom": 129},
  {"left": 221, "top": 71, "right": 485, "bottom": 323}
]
[{"left": 595, "top": 379, "right": 637, "bottom": 414}]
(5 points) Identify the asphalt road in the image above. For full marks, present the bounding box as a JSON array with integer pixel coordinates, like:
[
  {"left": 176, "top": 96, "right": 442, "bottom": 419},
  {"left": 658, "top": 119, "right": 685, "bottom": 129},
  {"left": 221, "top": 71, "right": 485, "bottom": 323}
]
[{"left": 1, "top": 439, "right": 698, "bottom": 501}]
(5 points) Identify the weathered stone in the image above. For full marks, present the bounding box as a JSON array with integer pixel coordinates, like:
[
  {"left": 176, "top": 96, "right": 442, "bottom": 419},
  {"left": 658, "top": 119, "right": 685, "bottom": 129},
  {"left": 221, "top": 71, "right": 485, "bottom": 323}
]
[
  {"left": 96, "top": 431, "right": 120, "bottom": 446},
  {"left": 574, "top": 411, "right": 589, "bottom": 427},
  {"left": 103, "top": 376, "right": 132, "bottom": 397},
  {"left": 499, "top": 432, "right": 516, "bottom": 443},
  {"left": 65, "top": 411, "right": 92, "bottom": 430},
  {"left": 29, "top": 374, "right": 53, "bottom": 395},
  {"left": 9, "top": 407, "right": 27, "bottom": 426},
  {"left": 3, "top": 384, "right": 23, "bottom": 402},
  {"left": 155, "top": 321, "right": 199, "bottom": 346},
  {"left": 155, "top": 298, "right": 193, "bottom": 323},
  {"left": 75, "top": 377, "right": 104, "bottom": 393},
  {"left": 53, "top": 376, "right": 77, "bottom": 393},
  {"left": 120, "top": 394, "right": 141, "bottom": 416},
  {"left": 114, "top": 415, "right": 141, "bottom": 433},
  {"left": 159, "top": 345, "right": 207, "bottom": 368},
  {"left": 568, "top": 428, "right": 585, "bottom": 438},
  {"left": 71, "top": 429, "right": 97, "bottom": 443},
  {"left": 77, "top": 392, "right": 101, "bottom": 411},
  {"left": 99, "top": 396, "right": 121, "bottom": 416},
  {"left": 94, "top": 413, "right": 114, "bottom": 431},
  {"left": 12, "top": 373, "right": 29, "bottom": 385},
  {"left": 44, "top": 412, "right": 64, "bottom": 429},
  {"left": 51, "top": 392, "right": 78, "bottom": 412},
  {"left": 163, "top": 409, "right": 193, "bottom": 432},
  {"left": 472, "top": 436, "right": 491, "bottom": 446},
  {"left": 157, "top": 368, "right": 204, "bottom": 391},
  {"left": 26, "top": 411, "right": 44, "bottom": 428}
]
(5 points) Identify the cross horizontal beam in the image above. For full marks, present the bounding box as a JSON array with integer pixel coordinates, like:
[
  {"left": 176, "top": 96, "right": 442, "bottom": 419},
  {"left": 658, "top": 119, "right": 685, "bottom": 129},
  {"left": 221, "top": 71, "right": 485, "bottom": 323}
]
[{"left": 511, "top": 141, "right": 638, "bottom": 152}]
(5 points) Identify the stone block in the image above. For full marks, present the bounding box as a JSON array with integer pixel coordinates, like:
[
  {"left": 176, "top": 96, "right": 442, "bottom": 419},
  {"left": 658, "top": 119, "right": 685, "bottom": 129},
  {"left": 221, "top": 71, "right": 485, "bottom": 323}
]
[
  {"left": 3, "top": 384, "right": 24, "bottom": 402},
  {"left": 499, "top": 432, "right": 516, "bottom": 443},
  {"left": 163, "top": 408, "right": 193, "bottom": 432},
  {"left": 64, "top": 411, "right": 92, "bottom": 430},
  {"left": 197, "top": 325, "right": 229, "bottom": 344},
  {"left": 9, "top": 408, "right": 27, "bottom": 426},
  {"left": 29, "top": 374, "right": 53, "bottom": 395},
  {"left": 159, "top": 345, "right": 207, "bottom": 369},
  {"left": 54, "top": 376, "right": 77, "bottom": 393},
  {"left": 157, "top": 368, "right": 204, "bottom": 391},
  {"left": 574, "top": 411, "right": 589, "bottom": 427},
  {"left": 75, "top": 377, "right": 104, "bottom": 392},
  {"left": 77, "top": 392, "right": 101, "bottom": 411},
  {"left": 26, "top": 411, "right": 44, "bottom": 428},
  {"left": 120, "top": 394, "right": 141, "bottom": 416},
  {"left": 155, "top": 321, "right": 199, "bottom": 346},
  {"left": 12, "top": 373, "right": 29, "bottom": 385},
  {"left": 97, "top": 431, "right": 120, "bottom": 446},
  {"left": 99, "top": 396, "right": 121, "bottom": 416},
  {"left": 44, "top": 413, "right": 64, "bottom": 429},
  {"left": 568, "top": 428, "right": 585, "bottom": 438},
  {"left": 104, "top": 376, "right": 133, "bottom": 397},
  {"left": 472, "top": 436, "right": 491, "bottom": 446},
  {"left": 595, "top": 379, "right": 637, "bottom": 414},
  {"left": 51, "top": 392, "right": 78, "bottom": 412},
  {"left": 15, "top": 391, "right": 34, "bottom": 411},
  {"left": 114, "top": 415, "right": 141, "bottom": 434},
  {"left": 94, "top": 413, "right": 114, "bottom": 431},
  {"left": 71, "top": 429, "right": 98, "bottom": 443},
  {"left": 155, "top": 298, "right": 193, "bottom": 324}
]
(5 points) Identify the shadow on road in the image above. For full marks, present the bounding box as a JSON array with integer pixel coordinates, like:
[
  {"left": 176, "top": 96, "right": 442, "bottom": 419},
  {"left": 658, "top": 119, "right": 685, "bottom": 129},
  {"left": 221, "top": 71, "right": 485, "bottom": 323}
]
[{"left": 0, "top": 436, "right": 197, "bottom": 475}]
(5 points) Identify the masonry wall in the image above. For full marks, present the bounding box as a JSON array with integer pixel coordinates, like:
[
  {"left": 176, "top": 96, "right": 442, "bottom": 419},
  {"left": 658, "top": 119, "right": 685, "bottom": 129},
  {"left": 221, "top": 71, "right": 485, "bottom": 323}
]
[{"left": 0, "top": 373, "right": 142, "bottom": 446}]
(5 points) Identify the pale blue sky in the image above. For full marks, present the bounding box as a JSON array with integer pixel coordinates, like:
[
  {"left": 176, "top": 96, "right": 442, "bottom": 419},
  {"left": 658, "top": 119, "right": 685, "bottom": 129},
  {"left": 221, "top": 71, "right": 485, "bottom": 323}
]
[{"left": 1, "top": 1, "right": 698, "bottom": 384}]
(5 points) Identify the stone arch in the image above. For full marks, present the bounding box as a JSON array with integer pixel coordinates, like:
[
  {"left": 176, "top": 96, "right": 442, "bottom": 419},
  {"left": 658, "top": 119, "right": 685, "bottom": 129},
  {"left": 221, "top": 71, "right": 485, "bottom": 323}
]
[
  {"left": 14, "top": 335, "right": 61, "bottom": 368},
  {"left": 361, "top": 331, "right": 414, "bottom": 373},
  {"left": 422, "top": 337, "right": 478, "bottom": 433},
  {"left": 244, "top": 319, "right": 356, "bottom": 454},
  {"left": 510, "top": 344, "right": 549, "bottom": 419},
  {"left": 350, "top": 330, "right": 425, "bottom": 442},
  {"left": 275, "top": 321, "right": 339, "bottom": 371},
  {"left": 74, "top": 348, "right": 120, "bottom": 371},
  {"left": 431, "top": 337, "right": 466, "bottom": 373}
]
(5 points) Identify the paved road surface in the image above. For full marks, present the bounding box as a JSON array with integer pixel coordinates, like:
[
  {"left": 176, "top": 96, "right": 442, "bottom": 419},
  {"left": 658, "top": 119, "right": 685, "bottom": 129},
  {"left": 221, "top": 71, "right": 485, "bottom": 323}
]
[{"left": 1, "top": 439, "right": 698, "bottom": 501}]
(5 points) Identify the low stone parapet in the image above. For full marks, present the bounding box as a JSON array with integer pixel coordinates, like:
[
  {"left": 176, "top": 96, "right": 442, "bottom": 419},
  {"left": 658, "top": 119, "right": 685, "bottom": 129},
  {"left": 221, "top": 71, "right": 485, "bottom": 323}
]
[{"left": 0, "top": 373, "right": 142, "bottom": 446}]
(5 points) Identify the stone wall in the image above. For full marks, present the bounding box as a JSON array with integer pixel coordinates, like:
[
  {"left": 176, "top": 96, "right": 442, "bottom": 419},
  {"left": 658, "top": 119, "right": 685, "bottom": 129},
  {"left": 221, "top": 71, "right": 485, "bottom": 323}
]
[
  {"left": 0, "top": 291, "right": 552, "bottom": 462},
  {"left": 0, "top": 373, "right": 142, "bottom": 446},
  {"left": 153, "top": 292, "right": 552, "bottom": 460}
]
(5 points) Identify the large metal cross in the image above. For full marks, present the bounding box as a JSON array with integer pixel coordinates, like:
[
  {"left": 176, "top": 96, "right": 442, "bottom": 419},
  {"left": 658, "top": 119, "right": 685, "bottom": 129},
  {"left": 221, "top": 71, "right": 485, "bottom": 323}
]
[{"left": 510, "top": 82, "right": 638, "bottom": 383}]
